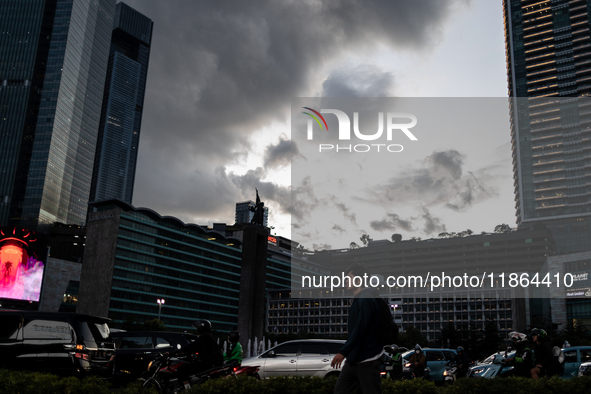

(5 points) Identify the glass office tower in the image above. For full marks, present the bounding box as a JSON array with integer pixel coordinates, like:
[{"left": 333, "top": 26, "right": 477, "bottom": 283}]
[
  {"left": 90, "top": 2, "right": 152, "bottom": 204},
  {"left": 0, "top": 0, "right": 115, "bottom": 230},
  {"left": 503, "top": 0, "right": 591, "bottom": 254}
]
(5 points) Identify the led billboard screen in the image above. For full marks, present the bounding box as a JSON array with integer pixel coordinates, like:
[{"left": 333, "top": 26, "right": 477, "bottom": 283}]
[{"left": 0, "top": 228, "right": 45, "bottom": 302}]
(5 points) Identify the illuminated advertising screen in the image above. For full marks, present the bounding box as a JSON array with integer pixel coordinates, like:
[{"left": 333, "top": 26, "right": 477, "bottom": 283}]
[{"left": 0, "top": 228, "right": 45, "bottom": 302}]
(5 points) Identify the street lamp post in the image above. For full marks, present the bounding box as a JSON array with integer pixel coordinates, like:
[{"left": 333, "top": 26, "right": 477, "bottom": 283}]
[{"left": 157, "top": 298, "right": 165, "bottom": 320}]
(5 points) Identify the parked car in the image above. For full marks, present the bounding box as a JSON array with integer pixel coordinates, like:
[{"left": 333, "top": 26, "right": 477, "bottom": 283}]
[
  {"left": 0, "top": 310, "right": 115, "bottom": 376},
  {"left": 578, "top": 361, "right": 591, "bottom": 376},
  {"left": 110, "top": 331, "right": 198, "bottom": 381},
  {"left": 562, "top": 346, "right": 591, "bottom": 379},
  {"left": 240, "top": 339, "right": 345, "bottom": 378},
  {"left": 401, "top": 348, "right": 457, "bottom": 383}
]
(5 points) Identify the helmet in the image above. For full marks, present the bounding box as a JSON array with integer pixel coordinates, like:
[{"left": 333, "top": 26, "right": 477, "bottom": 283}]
[
  {"left": 530, "top": 328, "right": 547, "bottom": 340},
  {"left": 457, "top": 346, "right": 464, "bottom": 353},
  {"left": 228, "top": 330, "right": 240, "bottom": 343},
  {"left": 509, "top": 331, "right": 527, "bottom": 344},
  {"left": 390, "top": 344, "right": 399, "bottom": 353},
  {"left": 192, "top": 319, "right": 212, "bottom": 334}
]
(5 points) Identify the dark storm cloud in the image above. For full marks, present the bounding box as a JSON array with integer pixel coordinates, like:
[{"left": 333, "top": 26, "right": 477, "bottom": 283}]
[
  {"left": 122, "top": 0, "right": 469, "bottom": 222},
  {"left": 331, "top": 224, "right": 346, "bottom": 234},
  {"left": 321, "top": 65, "right": 395, "bottom": 97},
  {"left": 370, "top": 149, "right": 498, "bottom": 212},
  {"left": 420, "top": 207, "right": 446, "bottom": 234},
  {"left": 263, "top": 137, "right": 302, "bottom": 169},
  {"left": 370, "top": 213, "right": 415, "bottom": 232},
  {"left": 369, "top": 208, "right": 446, "bottom": 236}
]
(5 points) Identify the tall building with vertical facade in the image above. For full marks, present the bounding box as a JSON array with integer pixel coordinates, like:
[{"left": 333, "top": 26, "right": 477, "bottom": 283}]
[
  {"left": 503, "top": 0, "right": 591, "bottom": 254},
  {"left": 0, "top": 0, "right": 116, "bottom": 231},
  {"left": 89, "top": 2, "right": 152, "bottom": 204}
]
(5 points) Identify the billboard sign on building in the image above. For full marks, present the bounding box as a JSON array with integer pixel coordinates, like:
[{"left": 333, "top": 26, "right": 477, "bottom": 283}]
[{"left": 0, "top": 228, "right": 45, "bottom": 302}]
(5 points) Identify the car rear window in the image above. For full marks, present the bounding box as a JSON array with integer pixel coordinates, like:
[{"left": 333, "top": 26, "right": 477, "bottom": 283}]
[
  {"left": 274, "top": 343, "right": 299, "bottom": 356},
  {"left": 0, "top": 315, "right": 21, "bottom": 340},
  {"left": 426, "top": 351, "right": 444, "bottom": 361},
  {"left": 326, "top": 343, "right": 343, "bottom": 355},
  {"left": 22, "top": 319, "right": 73, "bottom": 340},
  {"left": 300, "top": 343, "right": 328, "bottom": 355},
  {"left": 118, "top": 336, "right": 153, "bottom": 349}
]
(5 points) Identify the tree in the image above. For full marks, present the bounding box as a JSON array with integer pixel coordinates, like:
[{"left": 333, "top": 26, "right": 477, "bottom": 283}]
[
  {"left": 440, "top": 322, "right": 460, "bottom": 349},
  {"left": 494, "top": 224, "right": 512, "bottom": 234},
  {"left": 349, "top": 242, "right": 360, "bottom": 249},
  {"left": 409, "top": 236, "right": 422, "bottom": 242},
  {"left": 398, "top": 326, "right": 427, "bottom": 349},
  {"left": 360, "top": 233, "right": 372, "bottom": 246},
  {"left": 391, "top": 233, "right": 402, "bottom": 243}
]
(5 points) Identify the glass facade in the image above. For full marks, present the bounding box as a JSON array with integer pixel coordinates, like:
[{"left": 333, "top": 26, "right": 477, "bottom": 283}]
[
  {"left": 1, "top": 0, "right": 116, "bottom": 230},
  {"left": 91, "top": 203, "right": 292, "bottom": 332},
  {"left": 90, "top": 2, "right": 152, "bottom": 204},
  {"left": 504, "top": 0, "right": 591, "bottom": 253}
]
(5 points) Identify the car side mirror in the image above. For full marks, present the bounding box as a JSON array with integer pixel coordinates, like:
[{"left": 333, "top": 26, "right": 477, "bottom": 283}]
[{"left": 268, "top": 350, "right": 276, "bottom": 358}]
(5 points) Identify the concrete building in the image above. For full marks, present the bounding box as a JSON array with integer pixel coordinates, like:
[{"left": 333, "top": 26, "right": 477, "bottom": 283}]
[
  {"left": 306, "top": 228, "right": 555, "bottom": 340},
  {"left": 0, "top": 0, "right": 116, "bottom": 230},
  {"left": 76, "top": 200, "right": 315, "bottom": 332},
  {"left": 503, "top": 0, "right": 591, "bottom": 327},
  {"left": 503, "top": 0, "right": 591, "bottom": 254}
]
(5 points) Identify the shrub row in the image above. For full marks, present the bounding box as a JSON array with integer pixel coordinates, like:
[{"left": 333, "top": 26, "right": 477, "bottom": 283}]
[
  {"left": 2, "top": 370, "right": 591, "bottom": 394},
  {"left": 0, "top": 369, "right": 156, "bottom": 394}
]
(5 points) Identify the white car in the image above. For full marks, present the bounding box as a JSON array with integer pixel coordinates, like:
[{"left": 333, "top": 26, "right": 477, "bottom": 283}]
[{"left": 240, "top": 339, "right": 345, "bottom": 378}]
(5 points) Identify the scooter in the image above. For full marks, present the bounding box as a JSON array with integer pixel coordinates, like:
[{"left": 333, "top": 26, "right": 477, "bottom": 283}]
[
  {"left": 234, "top": 365, "right": 261, "bottom": 379},
  {"left": 142, "top": 354, "right": 237, "bottom": 393},
  {"left": 443, "top": 361, "right": 458, "bottom": 384},
  {"left": 468, "top": 354, "right": 514, "bottom": 378}
]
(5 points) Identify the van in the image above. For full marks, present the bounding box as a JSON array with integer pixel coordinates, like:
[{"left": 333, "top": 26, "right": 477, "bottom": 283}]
[{"left": 0, "top": 310, "right": 115, "bottom": 376}]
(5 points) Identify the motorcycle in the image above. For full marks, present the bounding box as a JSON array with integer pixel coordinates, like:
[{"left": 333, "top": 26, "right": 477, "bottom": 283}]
[
  {"left": 443, "top": 361, "right": 458, "bottom": 384},
  {"left": 234, "top": 365, "right": 261, "bottom": 379},
  {"left": 142, "top": 353, "right": 238, "bottom": 393},
  {"left": 468, "top": 353, "right": 514, "bottom": 379},
  {"left": 402, "top": 362, "right": 431, "bottom": 380}
]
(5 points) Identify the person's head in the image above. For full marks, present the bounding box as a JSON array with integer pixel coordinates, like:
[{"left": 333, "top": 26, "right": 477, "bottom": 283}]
[
  {"left": 414, "top": 344, "right": 422, "bottom": 354},
  {"left": 457, "top": 346, "right": 464, "bottom": 355},
  {"left": 192, "top": 319, "right": 212, "bottom": 335},
  {"left": 228, "top": 330, "right": 240, "bottom": 343},
  {"left": 343, "top": 263, "right": 367, "bottom": 293},
  {"left": 530, "top": 328, "right": 547, "bottom": 344}
]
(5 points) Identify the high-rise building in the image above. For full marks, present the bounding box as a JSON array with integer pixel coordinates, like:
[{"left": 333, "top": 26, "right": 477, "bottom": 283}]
[
  {"left": 503, "top": 0, "right": 591, "bottom": 254},
  {"left": 0, "top": 0, "right": 116, "bottom": 231},
  {"left": 236, "top": 200, "right": 269, "bottom": 227},
  {"left": 89, "top": 2, "right": 152, "bottom": 204}
]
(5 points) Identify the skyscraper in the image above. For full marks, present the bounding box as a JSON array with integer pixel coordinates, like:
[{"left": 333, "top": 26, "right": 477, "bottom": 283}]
[
  {"left": 0, "top": 0, "right": 116, "bottom": 230},
  {"left": 89, "top": 2, "right": 152, "bottom": 204},
  {"left": 503, "top": 0, "right": 591, "bottom": 254}
]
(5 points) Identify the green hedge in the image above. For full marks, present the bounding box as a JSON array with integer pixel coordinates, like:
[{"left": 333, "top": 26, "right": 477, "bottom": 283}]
[
  {"left": 0, "top": 369, "right": 156, "bottom": 394},
  {"left": 2, "top": 370, "right": 591, "bottom": 394}
]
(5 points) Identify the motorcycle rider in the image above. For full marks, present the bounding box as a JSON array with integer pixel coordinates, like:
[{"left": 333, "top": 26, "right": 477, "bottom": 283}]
[
  {"left": 173, "top": 320, "right": 224, "bottom": 383},
  {"left": 223, "top": 330, "right": 243, "bottom": 364},
  {"left": 504, "top": 332, "right": 533, "bottom": 377},
  {"left": 452, "top": 346, "right": 470, "bottom": 378},
  {"left": 382, "top": 344, "right": 403, "bottom": 378},
  {"left": 530, "top": 328, "right": 556, "bottom": 379},
  {"left": 409, "top": 344, "right": 426, "bottom": 378}
]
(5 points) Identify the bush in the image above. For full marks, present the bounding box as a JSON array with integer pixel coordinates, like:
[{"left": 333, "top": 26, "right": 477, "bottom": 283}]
[{"left": 2, "top": 369, "right": 591, "bottom": 394}]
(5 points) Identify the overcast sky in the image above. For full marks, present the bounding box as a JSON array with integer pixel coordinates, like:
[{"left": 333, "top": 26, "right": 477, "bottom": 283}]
[{"left": 123, "top": 0, "right": 513, "bottom": 249}]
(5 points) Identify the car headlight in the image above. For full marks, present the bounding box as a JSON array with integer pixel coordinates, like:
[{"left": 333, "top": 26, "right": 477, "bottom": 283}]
[
  {"left": 404, "top": 362, "right": 411, "bottom": 368},
  {"left": 472, "top": 368, "right": 485, "bottom": 374}
]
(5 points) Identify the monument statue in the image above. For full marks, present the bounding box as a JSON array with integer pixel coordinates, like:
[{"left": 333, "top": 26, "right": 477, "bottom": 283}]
[{"left": 249, "top": 188, "right": 265, "bottom": 226}]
